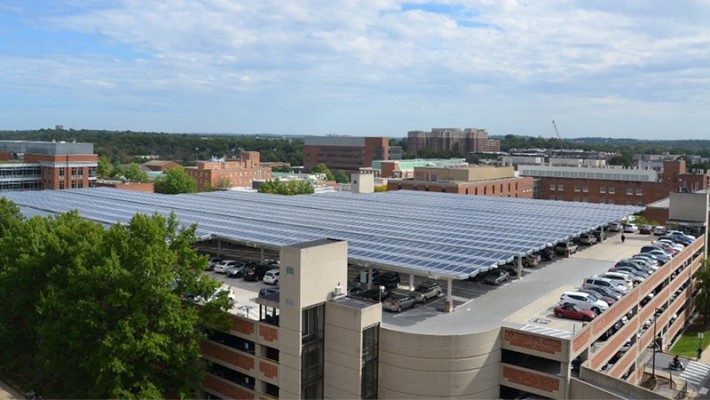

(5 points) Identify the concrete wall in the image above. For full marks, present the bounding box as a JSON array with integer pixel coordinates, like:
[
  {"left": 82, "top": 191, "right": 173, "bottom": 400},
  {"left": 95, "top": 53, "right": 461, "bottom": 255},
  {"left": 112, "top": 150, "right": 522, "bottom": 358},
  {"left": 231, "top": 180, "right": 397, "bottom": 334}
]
[
  {"left": 378, "top": 326, "right": 501, "bottom": 399},
  {"left": 568, "top": 377, "right": 624, "bottom": 399},
  {"left": 669, "top": 191, "right": 709, "bottom": 223},
  {"left": 351, "top": 173, "right": 374, "bottom": 194}
]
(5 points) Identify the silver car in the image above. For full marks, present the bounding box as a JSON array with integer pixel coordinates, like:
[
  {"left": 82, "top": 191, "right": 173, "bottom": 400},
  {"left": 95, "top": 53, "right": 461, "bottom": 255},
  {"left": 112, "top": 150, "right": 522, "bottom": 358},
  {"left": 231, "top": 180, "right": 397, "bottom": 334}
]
[{"left": 382, "top": 295, "right": 416, "bottom": 312}]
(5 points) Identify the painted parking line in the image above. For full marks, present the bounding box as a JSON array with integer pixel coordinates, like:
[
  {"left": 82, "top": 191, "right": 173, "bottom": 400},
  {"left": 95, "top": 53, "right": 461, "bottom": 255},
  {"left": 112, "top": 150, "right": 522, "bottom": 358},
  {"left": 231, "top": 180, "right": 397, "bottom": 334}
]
[
  {"left": 679, "top": 361, "right": 710, "bottom": 385},
  {"left": 521, "top": 324, "right": 573, "bottom": 339}
]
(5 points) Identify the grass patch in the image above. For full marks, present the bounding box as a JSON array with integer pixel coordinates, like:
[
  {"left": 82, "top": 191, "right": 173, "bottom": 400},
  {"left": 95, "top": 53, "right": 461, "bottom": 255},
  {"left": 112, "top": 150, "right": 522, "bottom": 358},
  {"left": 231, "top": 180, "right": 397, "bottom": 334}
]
[{"left": 669, "top": 321, "right": 710, "bottom": 358}]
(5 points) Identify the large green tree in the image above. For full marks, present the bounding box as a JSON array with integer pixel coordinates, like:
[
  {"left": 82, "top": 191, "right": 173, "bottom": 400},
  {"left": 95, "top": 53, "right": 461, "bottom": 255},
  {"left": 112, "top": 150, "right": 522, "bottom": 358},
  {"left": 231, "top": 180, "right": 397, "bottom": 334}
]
[
  {"left": 258, "top": 178, "right": 314, "bottom": 195},
  {"left": 310, "top": 163, "right": 335, "bottom": 181},
  {"left": 154, "top": 167, "right": 197, "bottom": 194},
  {"left": 694, "top": 258, "right": 710, "bottom": 326},
  {"left": 97, "top": 155, "right": 113, "bottom": 178},
  {"left": 0, "top": 203, "right": 229, "bottom": 399}
]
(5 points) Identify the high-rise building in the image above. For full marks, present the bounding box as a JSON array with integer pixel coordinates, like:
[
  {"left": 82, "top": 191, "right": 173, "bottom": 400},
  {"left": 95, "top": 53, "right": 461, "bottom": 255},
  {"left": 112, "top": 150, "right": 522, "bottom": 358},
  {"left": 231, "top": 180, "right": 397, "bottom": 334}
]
[
  {"left": 303, "top": 136, "right": 399, "bottom": 173},
  {"left": 407, "top": 128, "right": 500, "bottom": 155},
  {"left": 0, "top": 140, "right": 97, "bottom": 191}
]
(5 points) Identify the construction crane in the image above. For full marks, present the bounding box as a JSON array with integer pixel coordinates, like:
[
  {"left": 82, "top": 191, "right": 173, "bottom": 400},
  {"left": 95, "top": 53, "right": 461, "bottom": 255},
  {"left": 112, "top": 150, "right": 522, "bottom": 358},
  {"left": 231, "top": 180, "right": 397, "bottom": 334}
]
[{"left": 552, "top": 120, "right": 564, "bottom": 149}]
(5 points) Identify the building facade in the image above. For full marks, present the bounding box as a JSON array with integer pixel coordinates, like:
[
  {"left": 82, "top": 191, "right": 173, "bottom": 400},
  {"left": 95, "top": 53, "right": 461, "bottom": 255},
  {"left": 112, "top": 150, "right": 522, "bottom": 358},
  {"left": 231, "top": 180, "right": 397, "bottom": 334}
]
[
  {"left": 142, "top": 160, "right": 180, "bottom": 172},
  {"left": 387, "top": 165, "right": 535, "bottom": 198},
  {"left": 185, "top": 152, "right": 272, "bottom": 192},
  {"left": 0, "top": 140, "right": 97, "bottom": 191},
  {"left": 407, "top": 128, "right": 500, "bottom": 155},
  {"left": 520, "top": 160, "right": 709, "bottom": 205},
  {"left": 303, "top": 136, "right": 398, "bottom": 173},
  {"left": 370, "top": 158, "right": 467, "bottom": 179}
]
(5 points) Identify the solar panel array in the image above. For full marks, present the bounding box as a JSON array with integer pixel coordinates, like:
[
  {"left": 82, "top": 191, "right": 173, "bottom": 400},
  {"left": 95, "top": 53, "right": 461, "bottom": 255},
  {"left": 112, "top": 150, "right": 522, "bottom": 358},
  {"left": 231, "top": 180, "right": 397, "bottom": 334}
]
[{"left": 1, "top": 188, "right": 643, "bottom": 280}]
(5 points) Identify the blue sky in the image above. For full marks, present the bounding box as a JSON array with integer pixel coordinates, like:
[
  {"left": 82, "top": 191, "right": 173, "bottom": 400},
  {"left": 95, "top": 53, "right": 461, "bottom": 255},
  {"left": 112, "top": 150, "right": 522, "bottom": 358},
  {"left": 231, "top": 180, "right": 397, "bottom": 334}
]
[{"left": 1, "top": 1, "right": 710, "bottom": 139}]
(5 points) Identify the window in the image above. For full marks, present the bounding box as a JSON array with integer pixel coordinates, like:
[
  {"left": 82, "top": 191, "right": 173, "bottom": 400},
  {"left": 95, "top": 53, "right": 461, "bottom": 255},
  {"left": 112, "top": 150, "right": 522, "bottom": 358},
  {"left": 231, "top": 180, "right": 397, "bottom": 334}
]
[
  {"left": 609, "top": 187, "right": 616, "bottom": 194},
  {"left": 557, "top": 184, "right": 564, "bottom": 191},
  {"left": 600, "top": 186, "right": 606, "bottom": 193},
  {"left": 583, "top": 186, "right": 589, "bottom": 193},
  {"left": 626, "top": 188, "right": 633, "bottom": 195},
  {"left": 71, "top": 181, "right": 77, "bottom": 189},
  {"left": 59, "top": 168, "right": 65, "bottom": 177},
  {"left": 361, "top": 325, "right": 379, "bottom": 400},
  {"left": 59, "top": 181, "right": 65, "bottom": 189},
  {"left": 636, "top": 188, "right": 643, "bottom": 196},
  {"left": 574, "top": 185, "right": 581, "bottom": 192},
  {"left": 550, "top": 184, "right": 556, "bottom": 191},
  {"left": 301, "top": 304, "right": 324, "bottom": 399}
]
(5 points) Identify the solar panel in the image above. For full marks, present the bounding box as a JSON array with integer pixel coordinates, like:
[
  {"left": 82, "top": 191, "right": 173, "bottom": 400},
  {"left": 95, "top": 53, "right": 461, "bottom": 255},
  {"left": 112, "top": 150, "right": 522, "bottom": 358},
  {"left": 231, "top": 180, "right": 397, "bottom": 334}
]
[{"left": 1, "top": 188, "right": 643, "bottom": 280}]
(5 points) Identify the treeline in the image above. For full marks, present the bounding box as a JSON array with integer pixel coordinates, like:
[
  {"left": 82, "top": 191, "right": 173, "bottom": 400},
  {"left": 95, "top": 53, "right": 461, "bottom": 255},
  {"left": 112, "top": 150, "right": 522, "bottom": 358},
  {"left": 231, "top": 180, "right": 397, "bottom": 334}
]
[
  {"left": 0, "top": 200, "right": 230, "bottom": 398},
  {"left": 0, "top": 129, "right": 304, "bottom": 166}
]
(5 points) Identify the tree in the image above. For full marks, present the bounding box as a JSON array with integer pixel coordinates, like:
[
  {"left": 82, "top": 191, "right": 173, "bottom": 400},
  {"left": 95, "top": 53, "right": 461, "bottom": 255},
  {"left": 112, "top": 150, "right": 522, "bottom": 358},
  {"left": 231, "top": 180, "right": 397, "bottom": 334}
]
[
  {"left": 123, "top": 162, "right": 149, "bottom": 182},
  {"left": 154, "top": 167, "right": 197, "bottom": 194},
  {"left": 334, "top": 170, "right": 349, "bottom": 183},
  {"left": 214, "top": 176, "right": 232, "bottom": 191},
  {"left": 310, "top": 163, "right": 335, "bottom": 181},
  {"left": 374, "top": 185, "right": 388, "bottom": 192},
  {"left": 695, "top": 258, "right": 710, "bottom": 326},
  {"left": 258, "top": 178, "right": 314, "bottom": 195},
  {"left": 97, "top": 155, "right": 112, "bottom": 178},
  {"left": 0, "top": 206, "right": 230, "bottom": 399}
]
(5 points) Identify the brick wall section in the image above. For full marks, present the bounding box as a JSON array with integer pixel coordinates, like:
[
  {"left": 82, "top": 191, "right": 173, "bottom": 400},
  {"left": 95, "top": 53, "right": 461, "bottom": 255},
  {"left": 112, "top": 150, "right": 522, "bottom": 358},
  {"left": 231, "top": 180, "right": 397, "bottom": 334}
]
[
  {"left": 259, "top": 324, "right": 278, "bottom": 344},
  {"left": 259, "top": 360, "right": 278, "bottom": 379},
  {"left": 591, "top": 320, "right": 637, "bottom": 370},
  {"left": 503, "top": 330, "right": 562, "bottom": 355},
  {"left": 573, "top": 328, "right": 591, "bottom": 353},
  {"left": 502, "top": 365, "right": 561, "bottom": 393},
  {"left": 388, "top": 176, "right": 535, "bottom": 198},
  {"left": 231, "top": 316, "right": 255, "bottom": 336},
  {"left": 203, "top": 374, "right": 255, "bottom": 400},
  {"left": 201, "top": 341, "right": 255, "bottom": 372}
]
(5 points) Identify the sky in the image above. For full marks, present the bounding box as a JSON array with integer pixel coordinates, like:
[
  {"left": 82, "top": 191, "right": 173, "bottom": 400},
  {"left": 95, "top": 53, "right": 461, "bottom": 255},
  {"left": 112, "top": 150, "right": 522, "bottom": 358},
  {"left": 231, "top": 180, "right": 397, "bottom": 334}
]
[{"left": 1, "top": 1, "right": 709, "bottom": 139}]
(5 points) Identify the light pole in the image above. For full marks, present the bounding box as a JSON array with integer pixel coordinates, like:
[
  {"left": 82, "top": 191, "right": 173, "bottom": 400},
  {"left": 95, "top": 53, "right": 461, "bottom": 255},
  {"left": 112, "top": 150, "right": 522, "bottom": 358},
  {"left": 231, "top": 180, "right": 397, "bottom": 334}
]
[{"left": 194, "top": 147, "right": 199, "bottom": 163}]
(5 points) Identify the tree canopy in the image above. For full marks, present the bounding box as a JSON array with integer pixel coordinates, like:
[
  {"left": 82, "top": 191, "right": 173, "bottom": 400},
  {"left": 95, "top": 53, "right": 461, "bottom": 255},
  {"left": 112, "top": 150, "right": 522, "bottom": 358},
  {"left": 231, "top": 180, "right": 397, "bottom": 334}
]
[
  {"left": 310, "top": 163, "right": 335, "bottom": 181},
  {"left": 0, "top": 202, "right": 230, "bottom": 399},
  {"left": 112, "top": 162, "right": 150, "bottom": 182},
  {"left": 694, "top": 258, "right": 710, "bottom": 326},
  {"left": 154, "top": 167, "right": 197, "bottom": 194},
  {"left": 258, "top": 178, "right": 314, "bottom": 195}
]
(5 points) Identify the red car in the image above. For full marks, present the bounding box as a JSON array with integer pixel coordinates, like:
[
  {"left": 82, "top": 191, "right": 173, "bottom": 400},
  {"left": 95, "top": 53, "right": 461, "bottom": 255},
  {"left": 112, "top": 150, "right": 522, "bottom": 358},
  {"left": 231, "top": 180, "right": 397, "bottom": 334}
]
[{"left": 554, "top": 303, "right": 597, "bottom": 322}]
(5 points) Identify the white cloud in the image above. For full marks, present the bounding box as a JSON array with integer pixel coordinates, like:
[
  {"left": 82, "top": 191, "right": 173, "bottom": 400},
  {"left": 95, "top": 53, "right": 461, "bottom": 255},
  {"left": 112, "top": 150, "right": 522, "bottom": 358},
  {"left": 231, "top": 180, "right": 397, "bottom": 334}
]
[{"left": 1, "top": 0, "right": 709, "bottom": 137}]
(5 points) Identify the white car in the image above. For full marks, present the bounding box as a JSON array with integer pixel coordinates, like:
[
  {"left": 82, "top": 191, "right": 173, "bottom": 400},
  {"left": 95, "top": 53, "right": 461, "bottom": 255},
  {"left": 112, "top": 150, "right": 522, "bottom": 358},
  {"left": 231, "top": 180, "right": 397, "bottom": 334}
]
[
  {"left": 599, "top": 272, "right": 633, "bottom": 288},
  {"left": 214, "top": 259, "right": 238, "bottom": 274},
  {"left": 608, "top": 222, "right": 622, "bottom": 232},
  {"left": 657, "top": 239, "right": 684, "bottom": 252},
  {"left": 195, "top": 285, "right": 236, "bottom": 306},
  {"left": 263, "top": 269, "right": 280, "bottom": 285},
  {"left": 653, "top": 226, "right": 667, "bottom": 236},
  {"left": 560, "top": 291, "right": 609, "bottom": 314},
  {"left": 623, "top": 224, "right": 638, "bottom": 233}
]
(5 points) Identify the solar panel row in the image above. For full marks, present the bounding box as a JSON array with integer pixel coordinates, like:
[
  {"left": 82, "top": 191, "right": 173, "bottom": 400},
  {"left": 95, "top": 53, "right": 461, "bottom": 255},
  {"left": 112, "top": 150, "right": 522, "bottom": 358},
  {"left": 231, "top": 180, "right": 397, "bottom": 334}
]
[{"left": 1, "top": 188, "right": 643, "bottom": 280}]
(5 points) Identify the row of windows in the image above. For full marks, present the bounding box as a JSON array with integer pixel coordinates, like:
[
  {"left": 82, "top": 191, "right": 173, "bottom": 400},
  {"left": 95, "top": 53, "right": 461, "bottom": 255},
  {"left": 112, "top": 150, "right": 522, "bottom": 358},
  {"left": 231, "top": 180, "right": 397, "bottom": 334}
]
[{"left": 550, "top": 184, "right": 644, "bottom": 196}]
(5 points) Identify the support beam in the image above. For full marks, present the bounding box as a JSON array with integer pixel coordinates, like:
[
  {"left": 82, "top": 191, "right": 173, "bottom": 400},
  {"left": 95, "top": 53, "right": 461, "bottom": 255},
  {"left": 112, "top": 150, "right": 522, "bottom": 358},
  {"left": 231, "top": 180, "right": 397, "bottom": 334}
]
[
  {"left": 409, "top": 274, "right": 414, "bottom": 290},
  {"left": 516, "top": 256, "right": 523, "bottom": 279},
  {"left": 367, "top": 267, "right": 374, "bottom": 290},
  {"left": 260, "top": 248, "right": 265, "bottom": 262},
  {"left": 217, "top": 239, "right": 222, "bottom": 257},
  {"left": 442, "top": 278, "right": 454, "bottom": 313}
]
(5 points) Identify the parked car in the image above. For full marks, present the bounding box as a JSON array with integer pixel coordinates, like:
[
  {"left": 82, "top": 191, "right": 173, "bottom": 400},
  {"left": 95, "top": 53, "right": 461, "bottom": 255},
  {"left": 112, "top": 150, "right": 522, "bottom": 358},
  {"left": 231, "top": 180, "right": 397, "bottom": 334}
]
[
  {"left": 225, "top": 264, "right": 247, "bottom": 278},
  {"left": 583, "top": 276, "right": 628, "bottom": 295},
  {"left": 195, "top": 285, "right": 236, "bottom": 306},
  {"left": 578, "top": 233, "right": 597, "bottom": 245},
  {"left": 372, "top": 271, "right": 401, "bottom": 289},
  {"left": 263, "top": 269, "right": 280, "bottom": 285},
  {"left": 206, "top": 256, "right": 222, "bottom": 271},
  {"left": 559, "top": 291, "right": 609, "bottom": 314},
  {"left": 599, "top": 272, "right": 634, "bottom": 288},
  {"left": 382, "top": 295, "right": 416, "bottom": 312},
  {"left": 537, "top": 246, "right": 555, "bottom": 261},
  {"left": 523, "top": 253, "right": 541, "bottom": 267},
  {"left": 484, "top": 269, "right": 510, "bottom": 285},
  {"left": 592, "top": 227, "right": 607, "bottom": 242},
  {"left": 638, "top": 225, "right": 653, "bottom": 234},
  {"left": 657, "top": 239, "right": 684, "bottom": 251},
  {"left": 243, "top": 263, "right": 273, "bottom": 281},
  {"left": 608, "top": 222, "right": 622, "bottom": 232},
  {"left": 653, "top": 226, "right": 667, "bottom": 236},
  {"left": 667, "top": 231, "right": 695, "bottom": 245},
  {"left": 578, "top": 288, "right": 617, "bottom": 306},
  {"left": 623, "top": 224, "right": 639, "bottom": 233},
  {"left": 258, "top": 287, "right": 280, "bottom": 302},
  {"left": 554, "top": 241, "right": 578, "bottom": 256},
  {"left": 214, "top": 259, "right": 239, "bottom": 274},
  {"left": 411, "top": 281, "right": 442, "bottom": 303},
  {"left": 609, "top": 267, "right": 647, "bottom": 282},
  {"left": 554, "top": 303, "right": 597, "bottom": 322},
  {"left": 357, "top": 288, "right": 391, "bottom": 302}
]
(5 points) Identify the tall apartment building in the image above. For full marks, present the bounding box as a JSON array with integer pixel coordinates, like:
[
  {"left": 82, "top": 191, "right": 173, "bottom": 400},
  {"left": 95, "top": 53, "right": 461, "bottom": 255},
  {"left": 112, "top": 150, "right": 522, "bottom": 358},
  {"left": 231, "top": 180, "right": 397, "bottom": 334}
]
[
  {"left": 0, "top": 140, "right": 97, "bottom": 191},
  {"left": 303, "top": 136, "right": 399, "bottom": 173},
  {"left": 407, "top": 128, "right": 500, "bottom": 155},
  {"left": 387, "top": 165, "right": 535, "bottom": 198},
  {"left": 185, "top": 152, "right": 272, "bottom": 191},
  {"left": 520, "top": 160, "right": 709, "bottom": 205}
]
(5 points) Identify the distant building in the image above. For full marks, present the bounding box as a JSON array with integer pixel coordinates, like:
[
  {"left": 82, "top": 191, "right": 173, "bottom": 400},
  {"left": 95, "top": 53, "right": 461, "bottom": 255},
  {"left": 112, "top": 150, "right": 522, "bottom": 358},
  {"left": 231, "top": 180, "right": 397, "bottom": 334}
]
[
  {"left": 303, "top": 136, "right": 400, "bottom": 173},
  {"left": 407, "top": 128, "right": 500, "bottom": 155},
  {"left": 370, "top": 158, "right": 467, "bottom": 179},
  {"left": 388, "top": 165, "right": 534, "bottom": 198},
  {"left": 0, "top": 140, "right": 97, "bottom": 191},
  {"left": 519, "top": 160, "right": 709, "bottom": 205},
  {"left": 185, "top": 151, "right": 272, "bottom": 191},
  {"left": 142, "top": 160, "right": 181, "bottom": 172},
  {"left": 96, "top": 180, "right": 154, "bottom": 193}
]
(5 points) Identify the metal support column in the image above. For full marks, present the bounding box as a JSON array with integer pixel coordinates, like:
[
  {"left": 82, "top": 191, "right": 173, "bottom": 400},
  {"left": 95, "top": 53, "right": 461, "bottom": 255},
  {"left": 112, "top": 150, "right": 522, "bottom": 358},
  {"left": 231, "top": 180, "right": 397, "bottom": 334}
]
[
  {"left": 217, "top": 239, "right": 222, "bottom": 257},
  {"left": 516, "top": 256, "right": 523, "bottom": 279},
  {"left": 409, "top": 274, "right": 414, "bottom": 290},
  {"left": 260, "top": 248, "right": 265, "bottom": 263}
]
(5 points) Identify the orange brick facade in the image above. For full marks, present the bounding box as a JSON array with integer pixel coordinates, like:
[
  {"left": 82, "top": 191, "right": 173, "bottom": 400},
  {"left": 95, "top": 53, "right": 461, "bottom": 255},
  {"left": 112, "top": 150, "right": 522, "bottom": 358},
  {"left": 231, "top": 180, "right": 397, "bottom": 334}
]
[
  {"left": 388, "top": 176, "right": 535, "bottom": 198},
  {"left": 186, "top": 152, "right": 272, "bottom": 191},
  {"left": 502, "top": 366, "right": 561, "bottom": 393},
  {"left": 303, "top": 136, "right": 390, "bottom": 172}
]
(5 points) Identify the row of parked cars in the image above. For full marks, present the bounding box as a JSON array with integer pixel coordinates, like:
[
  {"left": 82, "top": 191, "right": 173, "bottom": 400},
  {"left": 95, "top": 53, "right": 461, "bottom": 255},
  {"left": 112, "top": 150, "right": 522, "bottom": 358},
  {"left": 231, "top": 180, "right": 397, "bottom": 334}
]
[
  {"left": 207, "top": 256, "right": 280, "bottom": 285},
  {"left": 553, "top": 228, "right": 697, "bottom": 323},
  {"left": 348, "top": 271, "right": 444, "bottom": 312}
]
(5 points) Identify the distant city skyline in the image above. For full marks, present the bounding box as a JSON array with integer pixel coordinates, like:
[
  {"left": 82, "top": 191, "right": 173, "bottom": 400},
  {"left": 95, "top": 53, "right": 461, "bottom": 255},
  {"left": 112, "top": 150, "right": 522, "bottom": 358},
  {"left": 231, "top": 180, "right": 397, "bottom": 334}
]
[{"left": 1, "top": 1, "right": 709, "bottom": 139}]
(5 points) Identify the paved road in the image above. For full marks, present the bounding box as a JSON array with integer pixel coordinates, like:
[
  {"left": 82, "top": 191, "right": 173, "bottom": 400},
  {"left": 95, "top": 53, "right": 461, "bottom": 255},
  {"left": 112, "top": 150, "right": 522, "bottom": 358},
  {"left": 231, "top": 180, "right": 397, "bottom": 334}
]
[{"left": 654, "top": 352, "right": 710, "bottom": 394}]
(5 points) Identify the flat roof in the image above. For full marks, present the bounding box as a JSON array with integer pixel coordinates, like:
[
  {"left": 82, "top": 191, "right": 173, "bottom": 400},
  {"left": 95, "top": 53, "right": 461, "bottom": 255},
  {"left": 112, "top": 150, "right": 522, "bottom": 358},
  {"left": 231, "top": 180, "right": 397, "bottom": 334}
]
[{"left": 2, "top": 188, "right": 642, "bottom": 280}]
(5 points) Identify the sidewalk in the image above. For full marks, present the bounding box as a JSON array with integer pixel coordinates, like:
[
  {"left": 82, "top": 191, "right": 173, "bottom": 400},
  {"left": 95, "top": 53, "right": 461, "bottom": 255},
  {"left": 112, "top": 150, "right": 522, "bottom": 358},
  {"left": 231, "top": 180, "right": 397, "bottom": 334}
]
[{"left": 0, "top": 381, "right": 23, "bottom": 400}]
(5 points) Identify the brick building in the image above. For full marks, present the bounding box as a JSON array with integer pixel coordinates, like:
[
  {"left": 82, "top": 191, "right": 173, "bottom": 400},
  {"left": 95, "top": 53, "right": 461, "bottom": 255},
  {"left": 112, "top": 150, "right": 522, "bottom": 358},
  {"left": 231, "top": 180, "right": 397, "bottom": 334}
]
[
  {"left": 407, "top": 128, "right": 500, "bottom": 155},
  {"left": 303, "top": 136, "right": 399, "bottom": 173},
  {"left": 371, "top": 158, "right": 466, "bottom": 179},
  {"left": 0, "top": 140, "right": 97, "bottom": 191},
  {"left": 520, "top": 160, "right": 709, "bottom": 205},
  {"left": 185, "top": 152, "right": 272, "bottom": 192},
  {"left": 387, "top": 165, "right": 535, "bottom": 198},
  {"left": 142, "top": 160, "right": 180, "bottom": 172}
]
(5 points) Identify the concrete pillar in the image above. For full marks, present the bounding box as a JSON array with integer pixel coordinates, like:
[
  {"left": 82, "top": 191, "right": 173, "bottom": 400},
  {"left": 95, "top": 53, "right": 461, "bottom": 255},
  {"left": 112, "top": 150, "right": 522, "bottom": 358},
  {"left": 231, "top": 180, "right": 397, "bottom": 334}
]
[
  {"left": 516, "top": 256, "right": 523, "bottom": 278},
  {"left": 409, "top": 274, "right": 414, "bottom": 290},
  {"left": 217, "top": 239, "right": 222, "bottom": 257},
  {"left": 260, "top": 248, "right": 265, "bottom": 262},
  {"left": 368, "top": 267, "right": 374, "bottom": 290}
]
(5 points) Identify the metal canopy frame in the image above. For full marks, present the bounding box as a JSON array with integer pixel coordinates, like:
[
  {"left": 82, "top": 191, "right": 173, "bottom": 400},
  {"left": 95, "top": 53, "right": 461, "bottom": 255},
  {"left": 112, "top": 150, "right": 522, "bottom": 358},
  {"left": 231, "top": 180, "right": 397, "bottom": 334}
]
[{"left": 3, "top": 188, "right": 643, "bottom": 280}]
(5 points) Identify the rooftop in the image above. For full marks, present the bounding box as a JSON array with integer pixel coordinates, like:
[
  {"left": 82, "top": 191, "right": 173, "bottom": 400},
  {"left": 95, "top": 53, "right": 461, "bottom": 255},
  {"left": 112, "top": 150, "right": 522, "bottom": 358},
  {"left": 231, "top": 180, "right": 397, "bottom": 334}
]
[{"left": 1, "top": 188, "right": 642, "bottom": 281}]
